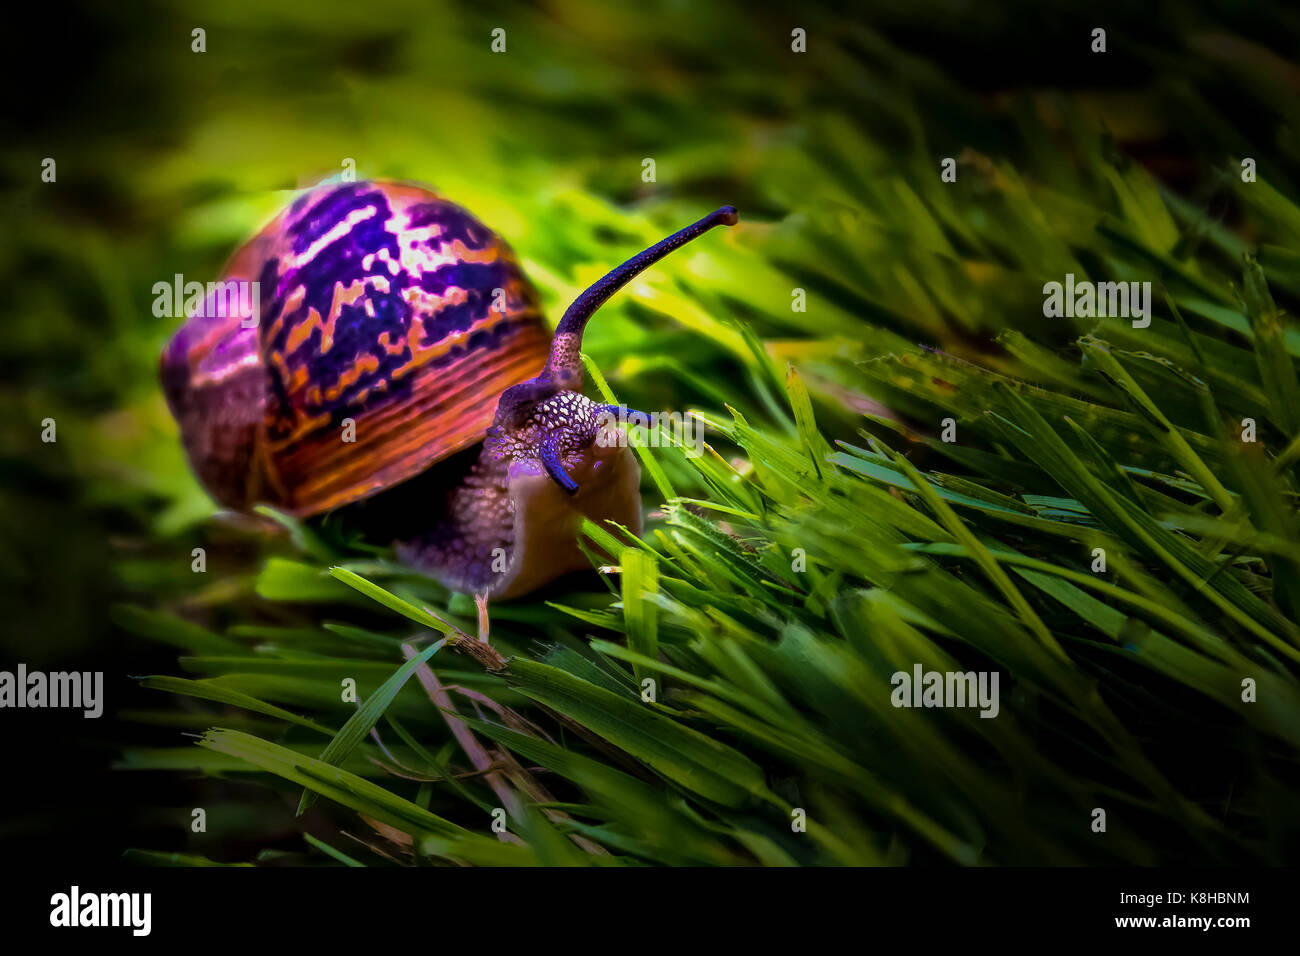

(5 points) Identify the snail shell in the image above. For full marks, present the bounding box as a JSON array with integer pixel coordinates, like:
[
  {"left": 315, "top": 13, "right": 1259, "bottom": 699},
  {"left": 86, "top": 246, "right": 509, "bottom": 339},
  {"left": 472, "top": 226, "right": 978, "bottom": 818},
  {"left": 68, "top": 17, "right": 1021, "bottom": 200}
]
[{"left": 160, "top": 180, "right": 550, "bottom": 517}]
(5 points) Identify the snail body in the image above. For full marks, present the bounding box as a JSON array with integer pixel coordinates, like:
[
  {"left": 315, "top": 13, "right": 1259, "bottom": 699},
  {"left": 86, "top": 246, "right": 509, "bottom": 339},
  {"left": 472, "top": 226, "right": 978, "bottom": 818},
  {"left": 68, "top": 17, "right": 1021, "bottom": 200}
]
[{"left": 162, "top": 180, "right": 736, "bottom": 598}]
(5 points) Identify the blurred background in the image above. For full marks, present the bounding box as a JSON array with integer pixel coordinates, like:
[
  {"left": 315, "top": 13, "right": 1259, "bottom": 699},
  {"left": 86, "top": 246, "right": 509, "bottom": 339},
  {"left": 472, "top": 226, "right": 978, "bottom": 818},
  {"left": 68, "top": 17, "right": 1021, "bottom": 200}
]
[{"left": 3, "top": 0, "right": 1300, "bottom": 866}]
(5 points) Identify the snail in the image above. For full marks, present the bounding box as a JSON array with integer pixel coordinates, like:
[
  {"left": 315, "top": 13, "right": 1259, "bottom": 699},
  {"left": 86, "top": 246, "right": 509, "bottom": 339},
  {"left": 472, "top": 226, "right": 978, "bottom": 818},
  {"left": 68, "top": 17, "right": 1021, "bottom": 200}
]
[{"left": 161, "top": 180, "right": 737, "bottom": 599}]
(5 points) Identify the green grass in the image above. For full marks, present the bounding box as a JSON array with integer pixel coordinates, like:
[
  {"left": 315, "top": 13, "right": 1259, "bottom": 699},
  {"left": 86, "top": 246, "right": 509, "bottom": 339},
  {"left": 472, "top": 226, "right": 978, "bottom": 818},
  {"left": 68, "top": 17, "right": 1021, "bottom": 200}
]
[
  {"left": 6, "top": 0, "right": 1300, "bottom": 866},
  {"left": 119, "top": 231, "right": 1300, "bottom": 864}
]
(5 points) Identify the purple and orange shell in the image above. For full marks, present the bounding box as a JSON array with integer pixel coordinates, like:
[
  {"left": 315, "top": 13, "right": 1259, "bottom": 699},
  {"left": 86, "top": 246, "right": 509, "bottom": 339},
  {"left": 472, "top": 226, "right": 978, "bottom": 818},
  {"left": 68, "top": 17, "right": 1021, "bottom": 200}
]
[{"left": 161, "top": 180, "right": 551, "bottom": 516}]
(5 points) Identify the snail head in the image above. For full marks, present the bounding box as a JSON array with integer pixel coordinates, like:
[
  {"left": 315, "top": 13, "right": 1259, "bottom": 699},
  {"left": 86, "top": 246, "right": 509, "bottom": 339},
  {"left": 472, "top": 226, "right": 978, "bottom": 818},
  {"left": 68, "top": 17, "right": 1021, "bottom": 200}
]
[{"left": 488, "top": 205, "right": 737, "bottom": 496}]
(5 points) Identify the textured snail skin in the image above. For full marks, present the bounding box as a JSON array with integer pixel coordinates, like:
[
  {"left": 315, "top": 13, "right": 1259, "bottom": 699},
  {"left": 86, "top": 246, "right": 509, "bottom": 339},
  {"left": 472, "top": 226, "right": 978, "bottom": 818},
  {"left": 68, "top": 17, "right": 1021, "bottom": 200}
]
[
  {"left": 163, "top": 182, "right": 735, "bottom": 598},
  {"left": 397, "top": 390, "right": 643, "bottom": 598}
]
